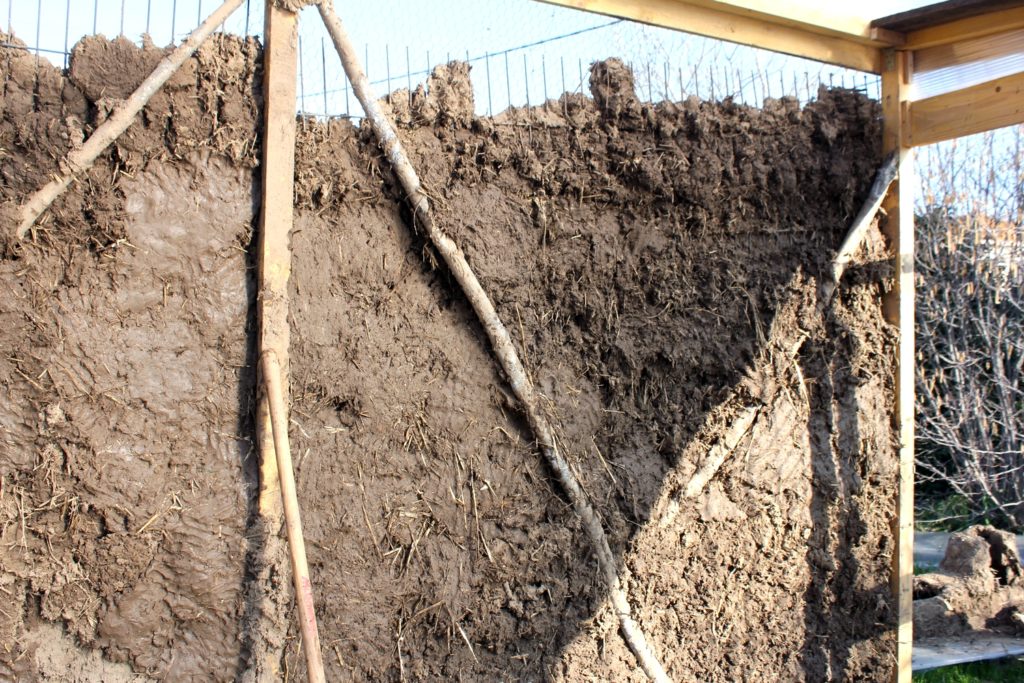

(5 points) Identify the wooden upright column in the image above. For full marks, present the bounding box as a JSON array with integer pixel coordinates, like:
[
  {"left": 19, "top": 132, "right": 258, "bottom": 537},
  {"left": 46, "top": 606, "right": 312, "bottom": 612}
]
[
  {"left": 881, "top": 48, "right": 914, "bottom": 683},
  {"left": 258, "top": 2, "right": 298, "bottom": 523}
]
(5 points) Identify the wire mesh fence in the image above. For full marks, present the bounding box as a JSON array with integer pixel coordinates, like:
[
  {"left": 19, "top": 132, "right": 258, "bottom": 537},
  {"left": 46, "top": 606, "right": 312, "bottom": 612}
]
[
  {"left": 6, "top": 1, "right": 1024, "bottom": 214},
  {"left": 5, "top": 0, "right": 881, "bottom": 121}
]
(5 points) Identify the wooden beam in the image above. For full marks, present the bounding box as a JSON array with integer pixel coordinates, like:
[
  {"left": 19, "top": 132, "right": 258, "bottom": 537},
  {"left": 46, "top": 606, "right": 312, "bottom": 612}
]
[
  {"left": 906, "top": 70, "right": 1024, "bottom": 147},
  {"left": 680, "top": 0, "right": 887, "bottom": 42},
  {"left": 872, "top": 0, "right": 1024, "bottom": 35},
  {"left": 257, "top": 2, "right": 298, "bottom": 523},
  {"left": 905, "top": 4, "right": 1024, "bottom": 50},
  {"left": 693, "top": 0, "right": 904, "bottom": 46},
  {"left": 538, "top": 0, "right": 885, "bottom": 72},
  {"left": 881, "top": 48, "right": 914, "bottom": 683}
]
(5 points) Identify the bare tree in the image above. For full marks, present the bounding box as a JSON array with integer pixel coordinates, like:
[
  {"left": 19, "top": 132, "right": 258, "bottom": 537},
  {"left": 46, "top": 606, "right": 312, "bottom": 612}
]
[{"left": 916, "top": 125, "right": 1024, "bottom": 530}]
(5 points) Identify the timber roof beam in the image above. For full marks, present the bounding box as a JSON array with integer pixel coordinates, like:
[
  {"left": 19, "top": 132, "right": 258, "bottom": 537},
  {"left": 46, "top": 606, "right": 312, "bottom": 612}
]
[
  {"left": 538, "top": 0, "right": 899, "bottom": 73},
  {"left": 873, "top": 1, "right": 1024, "bottom": 49}
]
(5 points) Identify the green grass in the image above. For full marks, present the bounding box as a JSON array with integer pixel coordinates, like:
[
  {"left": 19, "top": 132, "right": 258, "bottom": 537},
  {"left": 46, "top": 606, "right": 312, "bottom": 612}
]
[
  {"left": 914, "top": 658, "right": 1024, "bottom": 682},
  {"left": 914, "top": 492, "right": 1019, "bottom": 534},
  {"left": 915, "top": 494, "right": 977, "bottom": 533}
]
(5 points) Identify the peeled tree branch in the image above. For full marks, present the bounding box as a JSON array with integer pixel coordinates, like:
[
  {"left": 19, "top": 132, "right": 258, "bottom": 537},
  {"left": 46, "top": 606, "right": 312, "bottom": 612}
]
[
  {"left": 261, "top": 351, "right": 326, "bottom": 683},
  {"left": 825, "top": 151, "right": 898, "bottom": 300},
  {"left": 316, "top": 2, "right": 670, "bottom": 680}
]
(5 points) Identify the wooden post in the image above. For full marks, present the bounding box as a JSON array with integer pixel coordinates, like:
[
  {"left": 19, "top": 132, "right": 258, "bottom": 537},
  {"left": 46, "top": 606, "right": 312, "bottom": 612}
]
[
  {"left": 247, "top": 4, "right": 298, "bottom": 680},
  {"left": 881, "top": 47, "right": 914, "bottom": 683},
  {"left": 257, "top": 0, "right": 298, "bottom": 523}
]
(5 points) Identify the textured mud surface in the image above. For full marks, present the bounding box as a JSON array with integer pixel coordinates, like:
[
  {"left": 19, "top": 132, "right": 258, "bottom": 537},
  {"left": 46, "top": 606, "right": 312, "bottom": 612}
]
[
  {"left": 0, "top": 35, "right": 261, "bottom": 680},
  {"left": 2, "top": 35, "right": 896, "bottom": 682}
]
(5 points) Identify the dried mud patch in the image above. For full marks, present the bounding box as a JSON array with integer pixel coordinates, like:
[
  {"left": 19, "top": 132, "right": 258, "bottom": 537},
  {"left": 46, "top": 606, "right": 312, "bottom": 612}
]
[
  {"left": 915, "top": 526, "right": 1024, "bottom": 643},
  {"left": 1, "top": 152, "right": 257, "bottom": 680}
]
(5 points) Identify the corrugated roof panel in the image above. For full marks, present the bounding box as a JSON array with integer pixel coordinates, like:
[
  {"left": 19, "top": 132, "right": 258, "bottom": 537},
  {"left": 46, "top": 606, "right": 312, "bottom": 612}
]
[{"left": 911, "top": 28, "right": 1024, "bottom": 100}]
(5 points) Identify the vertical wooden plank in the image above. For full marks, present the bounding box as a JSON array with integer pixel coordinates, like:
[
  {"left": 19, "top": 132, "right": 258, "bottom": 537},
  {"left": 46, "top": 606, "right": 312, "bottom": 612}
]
[
  {"left": 881, "top": 47, "right": 914, "bottom": 683},
  {"left": 258, "top": 1, "right": 298, "bottom": 523}
]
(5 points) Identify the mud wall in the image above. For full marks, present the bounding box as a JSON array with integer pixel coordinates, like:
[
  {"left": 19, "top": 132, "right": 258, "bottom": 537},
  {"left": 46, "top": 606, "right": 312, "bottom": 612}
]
[{"left": 1, "top": 35, "right": 896, "bottom": 682}]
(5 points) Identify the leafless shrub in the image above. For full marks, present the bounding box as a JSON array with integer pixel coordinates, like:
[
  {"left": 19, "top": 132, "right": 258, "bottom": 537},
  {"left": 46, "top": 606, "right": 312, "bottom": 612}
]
[{"left": 916, "top": 125, "right": 1024, "bottom": 530}]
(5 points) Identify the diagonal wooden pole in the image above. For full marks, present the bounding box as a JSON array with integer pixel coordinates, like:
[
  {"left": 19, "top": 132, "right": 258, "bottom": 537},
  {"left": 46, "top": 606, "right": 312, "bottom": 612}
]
[
  {"left": 13, "top": 0, "right": 245, "bottom": 240},
  {"left": 830, "top": 151, "right": 899, "bottom": 289},
  {"left": 262, "top": 350, "right": 326, "bottom": 683},
  {"left": 316, "top": 2, "right": 670, "bottom": 680}
]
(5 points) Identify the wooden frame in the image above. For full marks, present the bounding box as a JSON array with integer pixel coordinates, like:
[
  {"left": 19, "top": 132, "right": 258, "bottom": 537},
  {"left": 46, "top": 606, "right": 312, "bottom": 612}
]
[
  {"left": 537, "top": 0, "right": 890, "bottom": 72},
  {"left": 907, "top": 70, "right": 1024, "bottom": 146}
]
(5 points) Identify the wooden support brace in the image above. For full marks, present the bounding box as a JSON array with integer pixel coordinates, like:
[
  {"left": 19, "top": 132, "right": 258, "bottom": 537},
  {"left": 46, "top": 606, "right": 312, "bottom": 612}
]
[
  {"left": 881, "top": 48, "right": 915, "bottom": 683},
  {"left": 257, "top": 1, "right": 298, "bottom": 523}
]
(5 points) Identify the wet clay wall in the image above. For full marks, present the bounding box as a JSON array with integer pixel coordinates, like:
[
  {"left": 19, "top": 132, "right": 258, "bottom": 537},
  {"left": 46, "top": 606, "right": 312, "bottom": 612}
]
[{"left": 0, "top": 35, "right": 896, "bottom": 682}]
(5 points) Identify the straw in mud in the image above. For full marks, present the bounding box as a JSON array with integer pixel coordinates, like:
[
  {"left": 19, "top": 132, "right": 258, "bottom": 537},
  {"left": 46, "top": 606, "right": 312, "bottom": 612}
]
[{"left": 316, "top": 2, "right": 670, "bottom": 680}]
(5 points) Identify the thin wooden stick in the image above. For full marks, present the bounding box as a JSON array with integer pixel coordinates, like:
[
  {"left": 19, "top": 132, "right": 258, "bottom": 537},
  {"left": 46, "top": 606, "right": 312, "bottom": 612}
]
[
  {"left": 13, "top": 0, "right": 246, "bottom": 240},
  {"left": 669, "top": 155, "right": 900, "bottom": 522},
  {"left": 316, "top": 3, "right": 670, "bottom": 681},
  {"left": 262, "top": 350, "right": 326, "bottom": 683},
  {"left": 829, "top": 151, "right": 899, "bottom": 291},
  {"left": 681, "top": 406, "right": 759, "bottom": 499}
]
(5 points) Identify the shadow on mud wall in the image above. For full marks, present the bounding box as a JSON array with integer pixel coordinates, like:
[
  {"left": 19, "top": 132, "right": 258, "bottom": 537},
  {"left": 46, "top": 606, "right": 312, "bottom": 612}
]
[
  {"left": 801, "top": 308, "right": 860, "bottom": 680},
  {"left": 801, "top": 268, "right": 897, "bottom": 682},
  {"left": 234, "top": 175, "right": 263, "bottom": 679}
]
